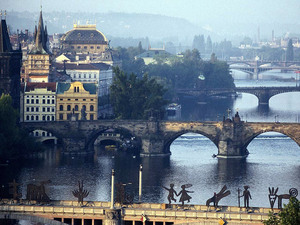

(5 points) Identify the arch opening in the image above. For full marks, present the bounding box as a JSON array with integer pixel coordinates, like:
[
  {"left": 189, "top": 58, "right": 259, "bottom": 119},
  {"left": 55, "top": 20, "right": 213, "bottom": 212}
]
[
  {"left": 88, "top": 128, "right": 141, "bottom": 155},
  {"left": 29, "top": 129, "right": 58, "bottom": 146},
  {"left": 245, "top": 131, "right": 300, "bottom": 160},
  {"left": 167, "top": 132, "right": 218, "bottom": 159}
]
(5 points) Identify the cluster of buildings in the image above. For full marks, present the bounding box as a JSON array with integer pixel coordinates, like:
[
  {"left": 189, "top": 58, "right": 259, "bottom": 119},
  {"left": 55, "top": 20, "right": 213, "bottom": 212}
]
[{"left": 1, "top": 9, "right": 121, "bottom": 123}]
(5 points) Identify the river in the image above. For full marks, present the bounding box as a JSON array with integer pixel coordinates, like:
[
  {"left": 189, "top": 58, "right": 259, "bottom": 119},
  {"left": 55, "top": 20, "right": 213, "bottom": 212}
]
[{"left": 0, "top": 70, "right": 300, "bottom": 209}]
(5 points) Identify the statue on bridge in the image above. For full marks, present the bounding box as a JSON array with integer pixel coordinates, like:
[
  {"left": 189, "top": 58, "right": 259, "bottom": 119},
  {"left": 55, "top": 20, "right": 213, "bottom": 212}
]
[
  {"left": 177, "top": 184, "right": 194, "bottom": 206},
  {"left": 9, "top": 179, "right": 22, "bottom": 201},
  {"left": 72, "top": 180, "right": 89, "bottom": 206},
  {"left": 115, "top": 182, "right": 133, "bottom": 206},
  {"left": 26, "top": 180, "right": 51, "bottom": 203},
  {"left": 268, "top": 187, "right": 298, "bottom": 209},
  {"left": 162, "top": 183, "right": 178, "bottom": 204},
  {"left": 206, "top": 185, "right": 231, "bottom": 207},
  {"left": 238, "top": 186, "right": 252, "bottom": 208}
]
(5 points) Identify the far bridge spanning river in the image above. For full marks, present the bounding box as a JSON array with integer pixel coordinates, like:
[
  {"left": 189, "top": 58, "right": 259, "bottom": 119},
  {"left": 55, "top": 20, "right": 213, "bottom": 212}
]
[
  {"left": 21, "top": 114, "right": 300, "bottom": 158},
  {"left": 176, "top": 86, "right": 300, "bottom": 105}
]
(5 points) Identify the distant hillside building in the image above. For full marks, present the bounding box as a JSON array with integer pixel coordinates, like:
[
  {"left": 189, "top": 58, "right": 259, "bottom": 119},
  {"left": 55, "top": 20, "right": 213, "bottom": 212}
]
[
  {"left": 24, "top": 10, "right": 51, "bottom": 83},
  {"left": 0, "top": 17, "right": 22, "bottom": 109},
  {"left": 56, "top": 82, "right": 98, "bottom": 121},
  {"left": 135, "top": 46, "right": 172, "bottom": 65}
]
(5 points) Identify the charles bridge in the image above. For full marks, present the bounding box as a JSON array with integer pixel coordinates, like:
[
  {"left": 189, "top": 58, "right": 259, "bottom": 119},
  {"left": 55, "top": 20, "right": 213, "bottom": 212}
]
[
  {"left": 177, "top": 86, "right": 300, "bottom": 105},
  {"left": 20, "top": 115, "right": 300, "bottom": 158}
]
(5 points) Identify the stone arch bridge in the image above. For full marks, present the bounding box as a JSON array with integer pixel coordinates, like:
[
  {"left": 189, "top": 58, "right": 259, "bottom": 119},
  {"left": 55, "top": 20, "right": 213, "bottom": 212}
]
[
  {"left": 20, "top": 117, "right": 300, "bottom": 158},
  {"left": 177, "top": 86, "right": 300, "bottom": 105}
]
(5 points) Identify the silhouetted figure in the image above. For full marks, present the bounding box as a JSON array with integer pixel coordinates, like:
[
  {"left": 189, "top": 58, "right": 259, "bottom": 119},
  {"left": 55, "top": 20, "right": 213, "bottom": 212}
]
[
  {"left": 241, "top": 186, "right": 252, "bottom": 208},
  {"left": 162, "top": 183, "right": 177, "bottom": 204},
  {"left": 177, "top": 184, "right": 194, "bottom": 206}
]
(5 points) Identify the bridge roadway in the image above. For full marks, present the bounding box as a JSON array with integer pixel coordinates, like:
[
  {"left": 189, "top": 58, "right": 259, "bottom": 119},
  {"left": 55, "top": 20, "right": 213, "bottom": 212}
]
[
  {"left": 0, "top": 199, "right": 280, "bottom": 225},
  {"left": 177, "top": 86, "right": 300, "bottom": 105},
  {"left": 20, "top": 116, "right": 300, "bottom": 157}
]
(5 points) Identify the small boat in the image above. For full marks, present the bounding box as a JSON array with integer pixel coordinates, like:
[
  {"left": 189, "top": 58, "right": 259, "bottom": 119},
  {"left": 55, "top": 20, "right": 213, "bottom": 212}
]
[{"left": 105, "top": 145, "right": 117, "bottom": 151}]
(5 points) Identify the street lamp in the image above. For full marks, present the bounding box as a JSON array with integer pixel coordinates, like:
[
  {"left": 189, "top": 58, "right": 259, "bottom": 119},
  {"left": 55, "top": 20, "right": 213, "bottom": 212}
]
[{"left": 139, "top": 164, "right": 143, "bottom": 202}]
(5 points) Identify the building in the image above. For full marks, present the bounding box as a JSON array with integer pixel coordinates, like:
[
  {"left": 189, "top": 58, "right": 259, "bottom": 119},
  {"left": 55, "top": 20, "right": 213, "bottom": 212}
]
[
  {"left": 0, "top": 17, "right": 22, "bottom": 109},
  {"left": 56, "top": 81, "right": 97, "bottom": 121},
  {"left": 22, "top": 82, "right": 56, "bottom": 122},
  {"left": 60, "top": 24, "right": 109, "bottom": 55},
  {"left": 24, "top": 10, "right": 51, "bottom": 82},
  {"left": 135, "top": 47, "right": 172, "bottom": 65},
  {"left": 53, "top": 62, "right": 113, "bottom": 97}
]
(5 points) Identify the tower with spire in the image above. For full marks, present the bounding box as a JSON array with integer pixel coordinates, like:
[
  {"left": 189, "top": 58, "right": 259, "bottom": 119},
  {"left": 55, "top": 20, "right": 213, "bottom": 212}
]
[
  {"left": 0, "top": 11, "right": 22, "bottom": 109},
  {"left": 25, "top": 8, "right": 51, "bottom": 82}
]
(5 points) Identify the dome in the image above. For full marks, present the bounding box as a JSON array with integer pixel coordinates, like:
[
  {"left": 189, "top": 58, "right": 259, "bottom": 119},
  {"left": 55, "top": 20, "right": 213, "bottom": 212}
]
[{"left": 61, "top": 24, "right": 108, "bottom": 45}]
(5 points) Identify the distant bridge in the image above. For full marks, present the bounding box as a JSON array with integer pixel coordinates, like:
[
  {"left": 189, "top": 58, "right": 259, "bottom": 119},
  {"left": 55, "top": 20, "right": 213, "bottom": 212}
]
[
  {"left": 226, "top": 60, "right": 300, "bottom": 79},
  {"left": 20, "top": 117, "right": 300, "bottom": 158},
  {"left": 177, "top": 86, "right": 300, "bottom": 105}
]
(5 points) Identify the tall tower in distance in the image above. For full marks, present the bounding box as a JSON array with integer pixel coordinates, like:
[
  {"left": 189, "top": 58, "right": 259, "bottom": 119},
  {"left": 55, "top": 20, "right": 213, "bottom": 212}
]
[
  {"left": 0, "top": 11, "right": 22, "bottom": 109},
  {"left": 24, "top": 9, "right": 51, "bottom": 82}
]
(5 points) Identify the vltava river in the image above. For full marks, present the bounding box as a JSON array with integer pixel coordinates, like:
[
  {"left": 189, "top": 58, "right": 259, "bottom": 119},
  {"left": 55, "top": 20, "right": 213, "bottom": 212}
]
[{"left": 1, "top": 70, "right": 299, "bottom": 208}]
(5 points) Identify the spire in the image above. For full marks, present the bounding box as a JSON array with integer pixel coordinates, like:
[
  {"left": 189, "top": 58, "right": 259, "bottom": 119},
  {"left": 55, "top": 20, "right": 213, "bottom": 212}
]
[
  {"left": 30, "top": 9, "right": 49, "bottom": 54},
  {"left": 0, "top": 18, "right": 13, "bottom": 53},
  {"left": 34, "top": 25, "right": 37, "bottom": 41}
]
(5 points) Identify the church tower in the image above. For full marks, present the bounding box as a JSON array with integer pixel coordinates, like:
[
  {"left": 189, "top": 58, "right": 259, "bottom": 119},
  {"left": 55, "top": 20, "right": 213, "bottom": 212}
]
[
  {"left": 25, "top": 9, "right": 51, "bottom": 82},
  {"left": 0, "top": 14, "right": 22, "bottom": 109}
]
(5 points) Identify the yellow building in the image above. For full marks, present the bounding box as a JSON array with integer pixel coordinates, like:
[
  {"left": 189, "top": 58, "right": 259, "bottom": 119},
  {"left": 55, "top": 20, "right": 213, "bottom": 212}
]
[
  {"left": 24, "top": 10, "right": 51, "bottom": 82},
  {"left": 60, "top": 24, "right": 109, "bottom": 54},
  {"left": 56, "top": 81, "right": 98, "bottom": 121}
]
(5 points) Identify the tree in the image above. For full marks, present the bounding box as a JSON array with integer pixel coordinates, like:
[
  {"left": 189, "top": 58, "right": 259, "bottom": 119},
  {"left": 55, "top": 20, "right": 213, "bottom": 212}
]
[
  {"left": 286, "top": 39, "right": 294, "bottom": 61},
  {"left": 206, "top": 36, "right": 213, "bottom": 54},
  {"left": 264, "top": 197, "right": 300, "bottom": 225},
  {"left": 110, "top": 67, "right": 167, "bottom": 120},
  {"left": 192, "top": 35, "right": 205, "bottom": 53}
]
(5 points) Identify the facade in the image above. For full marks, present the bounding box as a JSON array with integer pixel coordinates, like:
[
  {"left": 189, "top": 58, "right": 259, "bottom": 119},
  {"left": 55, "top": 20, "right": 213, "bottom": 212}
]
[
  {"left": 0, "top": 18, "right": 22, "bottom": 109},
  {"left": 23, "top": 82, "right": 56, "bottom": 122},
  {"left": 54, "top": 62, "right": 113, "bottom": 97},
  {"left": 24, "top": 10, "right": 51, "bottom": 82},
  {"left": 56, "top": 82, "right": 98, "bottom": 121},
  {"left": 60, "top": 24, "right": 108, "bottom": 55}
]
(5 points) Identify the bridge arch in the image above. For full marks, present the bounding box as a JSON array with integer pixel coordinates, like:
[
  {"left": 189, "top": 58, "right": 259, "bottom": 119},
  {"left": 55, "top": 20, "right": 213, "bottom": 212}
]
[
  {"left": 243, "top": 129, "right": 300, "bottom": 151},
  {"left": 86, "top": 127, "right": 142, "bottom": 152},
  {"left": 163, "top": 130, "right": 218, "bottom": 154},
  {"left": 23, "top": 127, "right": 61, "bottom": 145}
]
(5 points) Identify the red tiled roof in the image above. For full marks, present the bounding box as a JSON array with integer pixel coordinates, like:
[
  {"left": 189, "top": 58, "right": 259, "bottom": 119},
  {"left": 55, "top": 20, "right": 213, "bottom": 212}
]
[{"left": 25, "top": 82, "right": 56, "bottom": 92}]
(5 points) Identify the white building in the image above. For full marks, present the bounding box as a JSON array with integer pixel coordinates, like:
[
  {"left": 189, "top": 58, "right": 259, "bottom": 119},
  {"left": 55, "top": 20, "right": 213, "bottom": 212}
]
[{"left": 23, "top": 82, "right": 57, "bottom": 122}]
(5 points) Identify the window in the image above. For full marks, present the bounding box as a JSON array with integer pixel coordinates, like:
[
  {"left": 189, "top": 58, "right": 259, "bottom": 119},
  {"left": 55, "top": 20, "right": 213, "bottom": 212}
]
[
  {"left": 31, "top": 99, "right": 34, "bottom": 104},
  {"left": 89, "top": 74, "right": 91, "bottom": 78},
  {"left": 90, "top": 105, "right": 94, "bottom": 111},
  {"left": 36, "top": 99, "right": 39, "bottom": 104},
  {"left": 35, "top": 131, "right": 39, "bottom": 136},
  {"left": 31, "top": 115, "right": 34, "bottom": 120},
  {"left": 52, "top": 116, "right": 55, "bottom": 121},
  {"left": 83, "top": 99, "right": 86, "bottom": 101},
  {"left": 90, "top": 46, "right": 94, "bottom": 49},
  {"left": 82, "top": 105, "right": 86, "bottom": 111},
  {"left": 59, "top": 105, "right": 63, "bottom": 111},
  {"left": 67, "top": 105, "right": 71, "bottom": 111},
  {"left": 42, "top": 132, "right": 45, "bottom": 136},
  {"left": 26, "top": 99, "right": 29, "bottom": 104},
  {"left": 26, "top": 107, "right": 29, "bottom": 112},
  {"left": 97, "top": 46, "right": 100, "bottom": 49},
  {"left": 42, "top": 116, "right": 45, "bottom": 121},
  {"left": 90, "top": 114, "right": 94, "bottom": 120},
  {"left": 74, "top": 74, "right": 76, "bottom": 78},
  {"left": 47, "top": 116, "right": 50, "bottom": 121},
  {"left": 42, "top": 99, "right": 45, "bottom": 104},
  {"left": 26, "top": 115, "right": 29, "bottom": 121},
  {"left": 43, "top": 107, "right": 45, "bottom": 112},
  {"left": 75, "top": 105, "right": 79, "bottom": 111},
  {"left": 47, "top": 107, "right": 50, "bottom": 112},
  {"left": 74, "top": 87, "right": 76, "bottom": 92},
  {"left": 84, "top": 46, "right": 87, "bottom": 49},
  {"left": 52, "top": 99, "right": 55, "bottom": 104},
  {"left": 31, "top": 107, "right": 34, "bottom": 112},
  {"left": 59, "top": 114, "right": 63, "bottom": 120},
  {"left": 84, "top": 74, "right": 86, "bottom": 78},
  {"left": 36, "top": 115, "right": 39, "bottom": 120},
  {"left": 47, "top": 99, "right": 50, "bottom": 104},
  {"left": 94, "top": 74, "right": 96, "bottom": 78},
  {"left": 36, "top": 107, "right": 39, "bottom": 112},
  {"left": 52, "top": 107, "right": 55, "bottom": 112}
]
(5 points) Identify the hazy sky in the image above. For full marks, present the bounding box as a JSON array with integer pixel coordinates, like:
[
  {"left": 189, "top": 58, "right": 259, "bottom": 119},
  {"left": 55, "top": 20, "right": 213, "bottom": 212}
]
[{"left": 3, "top": 0, "right": 300, "bottom": 26}]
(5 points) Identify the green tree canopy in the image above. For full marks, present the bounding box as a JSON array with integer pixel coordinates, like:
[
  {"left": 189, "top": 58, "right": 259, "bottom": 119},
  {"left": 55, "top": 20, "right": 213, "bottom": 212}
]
[{"left": 110, "top": 67, "right": 167, "bottom": 120}]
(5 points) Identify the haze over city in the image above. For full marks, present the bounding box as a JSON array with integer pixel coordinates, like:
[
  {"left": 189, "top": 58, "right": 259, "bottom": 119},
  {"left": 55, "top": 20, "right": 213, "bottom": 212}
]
[{"left": 3, "top": 0, "right": 300, "bottom": 40}]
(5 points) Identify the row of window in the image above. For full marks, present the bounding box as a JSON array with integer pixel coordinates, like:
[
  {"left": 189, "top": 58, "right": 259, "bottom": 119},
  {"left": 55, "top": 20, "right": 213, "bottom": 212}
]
[
  {"left": 26, "top": 99, "right": 55, "bottom": 104},
  {"left": 71, "top": 74, "right": 97, "bottom": 79},
  {"left": 58, "top": 113, "right": 94, "bottom": 120},
  {"left": 70, "top": 46, "right": 101, "bottom": 50},
  {"left": 59, "top": 105, "right": 94, "bottom": 111},
  {"left": 31, "top": 131, "right": 53, "bottom": 137},
  {"left": 59, "top": 98, "right": 94, "bottom": 101},
  {"left": 26, "top": 96, "right": 55, "bottom": 98},
  {"left": 25, "top": 115, "right": 55, "bottom": 121},
  {"left": 26, "top": 107, "right": 55, "bottom": 112}
]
